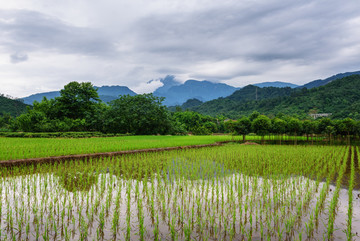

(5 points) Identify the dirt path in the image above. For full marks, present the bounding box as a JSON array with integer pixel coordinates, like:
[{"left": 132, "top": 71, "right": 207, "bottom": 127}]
[{"left": 0, "top": 142, "right": 229, "bottom": 167}]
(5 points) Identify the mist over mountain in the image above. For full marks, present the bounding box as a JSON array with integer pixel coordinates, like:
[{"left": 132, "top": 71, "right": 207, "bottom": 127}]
[
  {"left": 152, "top": 75, "right": 181, "bottom": 95},
  {"left": 153, "top": 78, "right": 238, "bottom": 106}
]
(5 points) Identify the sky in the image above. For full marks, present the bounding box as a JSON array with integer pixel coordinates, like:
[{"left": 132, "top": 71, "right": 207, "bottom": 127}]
[{"left": 1, "top": 0, "right": 360, "bottom": 98}]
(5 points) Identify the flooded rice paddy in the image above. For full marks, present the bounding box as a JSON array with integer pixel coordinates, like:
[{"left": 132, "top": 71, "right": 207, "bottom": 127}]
[{"left": 0, "top": 145, "right": 359, "bottom": 240}]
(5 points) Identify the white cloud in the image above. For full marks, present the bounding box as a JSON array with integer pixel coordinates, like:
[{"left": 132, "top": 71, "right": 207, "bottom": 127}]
[{"left": 0, "top": 0, "right": 360, "bottom": 97}]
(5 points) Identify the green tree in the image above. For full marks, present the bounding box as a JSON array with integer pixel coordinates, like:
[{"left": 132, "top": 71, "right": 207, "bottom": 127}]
[
  {"left": 316, "top": 118, "right": 333, "bottom": 135},
  {"left": 325, "top": 125, "right": 336, "bottom": 145},
  {"left": 104, "top": 94, "right": 172, "bottom": 134},
  {"left": 287, "top": 117, "right": 302, "bottom": 145},
  {"left": 302, "top": 120, "right": 316, "bottom": 144},
  {"left": 272, "top": 118, "right": 286, "bottom": 145},
  {"left": 234, "top": 117, "right": 251, "bottom": 142},
  {"left": 203, "top": 121, "right": 218, "bottom": 133},
  {"left": 56, "top": 81, "right": 100, "bottom": 119},
  {"left": 340, "top": 118, "right": 355, "bottom": 145},
  {"left": 249, "top": 111, "right": 260, "bottom": 121},
  {"left": 252, "top": 115, "right": 271, "bottom": 144}
]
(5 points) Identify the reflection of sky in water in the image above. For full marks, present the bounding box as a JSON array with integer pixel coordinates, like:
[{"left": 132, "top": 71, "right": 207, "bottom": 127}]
[
  {"left": 163, "top": 158, "right": 234, "bottom": 181},
  {"left": 1, "top": 170, "right": 360, "bottom": 240}
]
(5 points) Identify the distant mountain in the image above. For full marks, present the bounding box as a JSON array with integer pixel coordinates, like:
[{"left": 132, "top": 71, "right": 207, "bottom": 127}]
[
  {"left": 191, "top": 85, "right": 295, "bottom": 116},
  {"left": 153, "top": 78, "right": 238, "bottom": 106},
  {"left": 22, "top": 91, "right": 60, "bottom": 105},
  {"left": 152, "top": 75, "right": 180, "bottom": 95},
  {"left": 191, "top": 74, "right": 360, "bottom": 119},
  {"left": 97, "top": 85, "right": 137, "bottom": 103},
  {"left": 181, "top": 98, "right": 203, "bottom": 109},
  {"left": 0, "top": 94, "right": 29, "bottom": 116},
  {"left": 22, "top": 85, "right": 137, "bottom": 105},
  {"left": 228, "top": 85, "right": 294, "bottom": 101},
  {"left": 253, "top": 81, "right": 298, "bottom": 88},
  {"left": 300, "top": 71, "right": 360, "bottom": 89}
]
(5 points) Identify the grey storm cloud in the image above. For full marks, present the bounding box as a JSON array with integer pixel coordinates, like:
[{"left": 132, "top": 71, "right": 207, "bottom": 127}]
[
  {"left": 10, "top": 52, "right": 28, "bottom": 63},
  {"left": 1, "top": 0, "right": 360, "bottom": 97},
  {"left": 133, "top": 0, "right": 360, "bottom": 65},
  {"left": 0, "top": 9, "right": 116, "bottom": 57}
]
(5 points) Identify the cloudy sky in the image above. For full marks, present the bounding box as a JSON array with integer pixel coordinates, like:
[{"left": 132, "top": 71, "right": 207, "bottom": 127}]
[{"left": 1, "top": 0, "right": 360, "bottom": 97}]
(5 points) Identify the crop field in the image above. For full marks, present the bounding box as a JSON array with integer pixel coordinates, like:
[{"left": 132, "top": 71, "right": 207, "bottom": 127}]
[
  {"left": 1, "top": 144, "right": 359, "bottom": 240},
  {"left": 0, "top": 135, "right": 241, "bottom": 161}
]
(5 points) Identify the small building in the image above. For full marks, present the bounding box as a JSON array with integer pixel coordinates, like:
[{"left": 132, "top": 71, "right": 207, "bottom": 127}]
[{"left": 309, "top": 113, "right": 332, "bottom": 119}]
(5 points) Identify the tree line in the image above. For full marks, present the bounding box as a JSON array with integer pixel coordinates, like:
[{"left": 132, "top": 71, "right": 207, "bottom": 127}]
[
  {"left": 224, "top": 112, "right": 360, "bottom": 144},
  {"left": 1, "top": 81, "right": 360, "bottom": 140}
]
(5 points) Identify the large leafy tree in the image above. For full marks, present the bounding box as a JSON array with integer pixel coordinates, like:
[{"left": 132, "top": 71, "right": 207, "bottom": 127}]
[
  {"left": 56, "top": 82, "right": 100, "bottom": 119},
  {"left": 272, "top": 118, "right": 286, "bottom": 144},
  {"left": 104, "top": 94, "right": 173, "bottom": 134},
  {"left": 234, "top": 117, "right": 251, "bottom": 142},
  {"left": 287, "top": 117, "right": 303, "bottom": 145},
  {"left": 252, "top": 115, "right": 271, "bottom": 144},
  {"left": 14, "top": 82, "right": 102, "bottom": 132},
  {"left": 302, "top": 119, "right": 316, "bottom": 143}
]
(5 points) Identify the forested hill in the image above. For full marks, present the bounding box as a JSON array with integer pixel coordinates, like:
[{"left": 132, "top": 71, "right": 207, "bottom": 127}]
[
  {"left": 0, "top": 95, "right": 29, "bottom": 116},
  {"left": 300, "top": 70, "right": 360, "bottom": 89},
  {"left": 191, "top": 75, "right": 360, "bottom": 119}
]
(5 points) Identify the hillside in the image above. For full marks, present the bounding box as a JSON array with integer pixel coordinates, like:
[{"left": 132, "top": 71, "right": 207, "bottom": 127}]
[
  {"left": 300, "top": 70, "right": 360, "bottom": 89},
  {"left": 0, "top": 94, "right": 29, "bottom": 116},
  {"left": 253, "top": 81, "right": 298, "bottom": 88},
  {"left": 191, "top": 75, "right": 360, "bottom": 119},
  {"left": 22, "top": 85, "right": 137, "bottom": 105}
]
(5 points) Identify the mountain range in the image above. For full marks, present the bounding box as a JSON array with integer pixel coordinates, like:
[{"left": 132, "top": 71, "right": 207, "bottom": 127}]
[
  {"left": 20, "top": 75, "right": 300, "bottom": 106},
  {"left": 190, "top": 74, "right": 360, "bottom": 119},
  {"left": 300, "top": 71, "right": 360, "bottom": 89},
  {"left": 2, "top": 70, "right": 360, "bottom": 118},
  {"left": 153, "top": 76, "right": 239, "bottom": 106}
]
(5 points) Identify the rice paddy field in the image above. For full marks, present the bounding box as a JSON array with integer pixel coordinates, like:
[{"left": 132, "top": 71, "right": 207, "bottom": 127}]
[
  {"left": 1, "top": 144, "right": 360, "bottom": 240},
  {"left": 0, "top": 135, "right": 240, "bottom": 161}
]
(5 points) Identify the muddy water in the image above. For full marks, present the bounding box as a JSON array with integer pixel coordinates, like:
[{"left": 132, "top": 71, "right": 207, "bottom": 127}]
[{"left": 1, "top": 172, "right": 360, "bottom": 241}]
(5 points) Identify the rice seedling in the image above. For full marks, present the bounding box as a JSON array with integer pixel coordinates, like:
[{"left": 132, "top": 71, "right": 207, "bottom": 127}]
[{"left": 0, "top": 144, "right": 358, "bottom": 240}]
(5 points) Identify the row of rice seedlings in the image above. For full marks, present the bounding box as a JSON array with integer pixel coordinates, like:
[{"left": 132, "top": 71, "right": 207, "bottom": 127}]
[
  {"left": 303, "top": 146, "right": 346, "bottom": 239},
  {"left": 0, "top": 145, "right": 347, "bottom": 240},
  {"left": 278, "top": 146, "right": 341, "bottom": 240},
  {"left": 346, "top": 147, "right": 355, "bottom": 240},
  {"left": 326, "top": 146, "right": 349, "bottom": 240}
]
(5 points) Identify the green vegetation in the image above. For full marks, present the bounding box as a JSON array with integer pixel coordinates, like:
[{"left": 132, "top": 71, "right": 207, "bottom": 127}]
[
  {"left": 0, "top": 94, "right": 29, "bottom": 116},
  {"left": 5, "top": 81, "right": 223, "bottom": 135},
  {"left": 3, "top": 78, "right": 360, "bottom": 136},
  {"left": 0, "top": 135, "right": 239, "bottom": 161},
  {"left": 103, "top": 94, "right": 173, "bottom": 134},
  {"left": 0, "top": 145, "right": 358, "bottom": 240},
  {"left": 191, "top": 75, "right": 360, "bottom": 119}
]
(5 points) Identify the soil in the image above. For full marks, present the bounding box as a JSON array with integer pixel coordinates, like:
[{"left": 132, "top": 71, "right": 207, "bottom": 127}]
[{"left": 241, "top": 141, "right": 260, "bottom": 145}]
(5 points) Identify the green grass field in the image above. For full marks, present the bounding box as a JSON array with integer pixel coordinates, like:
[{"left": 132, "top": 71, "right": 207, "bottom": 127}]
[{"left": 0, "top": 135, "right": 241, "bottom": 161}]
